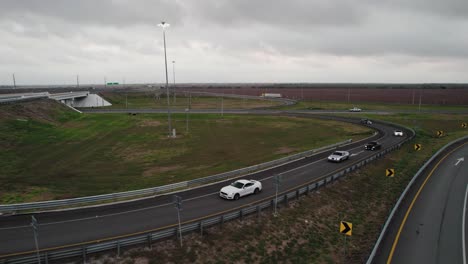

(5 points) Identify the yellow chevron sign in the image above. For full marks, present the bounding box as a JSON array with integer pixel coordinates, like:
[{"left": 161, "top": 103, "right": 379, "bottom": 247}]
[
  {"left": 386, "top": 168, "right": 395, "bottom": 177},
  {"left": 414, "top": 144, "right": 422, "bottom": 151},
  {"left": 340, "top": 221, "right": 352, "bottom": 236},
  {"left": 436, "top": 130, "right": 444, "bottom": 137}
]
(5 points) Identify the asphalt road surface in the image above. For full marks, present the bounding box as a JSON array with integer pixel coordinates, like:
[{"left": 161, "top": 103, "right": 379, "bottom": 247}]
[
  {"left": 0, "top": 115, "right": 409, "bottom": 258},
  {"left": 373, "top": 141, "right": 468, "bottom": 264}
]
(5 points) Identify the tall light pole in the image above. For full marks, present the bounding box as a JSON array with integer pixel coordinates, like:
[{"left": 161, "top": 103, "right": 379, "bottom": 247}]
[
  {"left": 158, "top": 21, "right": 172, "bottom": 137},
  {"left": 172, "top": 60, "right": 176, "bottom": 104},
  {"left": 76, "top": 75, "right": 79, "bottom": 88},
  {"left": 12, "top": 73, "right": 16, "bottom": 89}
]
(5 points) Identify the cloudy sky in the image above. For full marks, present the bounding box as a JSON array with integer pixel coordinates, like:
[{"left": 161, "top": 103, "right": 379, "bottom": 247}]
[{"left": 1, "top": 0, "right": 467, "bottom": 85}]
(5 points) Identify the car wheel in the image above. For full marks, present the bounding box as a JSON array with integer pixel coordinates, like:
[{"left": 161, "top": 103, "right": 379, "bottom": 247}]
[
  {"left": 234, "top": 194, "right": 240, "bottom": 200},
  {"left": 254, "top": 188, "right": 260, "bottom": 194}
]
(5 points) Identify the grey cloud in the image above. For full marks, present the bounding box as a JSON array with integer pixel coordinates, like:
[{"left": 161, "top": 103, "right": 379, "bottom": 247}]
[{"left": 0, "top": 0, "right": 184, "bottom": 26}]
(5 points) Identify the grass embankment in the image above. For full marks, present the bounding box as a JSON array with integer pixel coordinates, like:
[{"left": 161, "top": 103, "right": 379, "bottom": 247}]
[
  {"left": 93, "top": 113, "right": 467, "bottom": 264},
  {"left": 0, "top": 100, "right": 371, "bottom": 204},
  {"left": 100, "top": 92, "right": 282, "bottom": 109},
  {"left": 277, "top": 100, "right": 468, "bottom": 112}
]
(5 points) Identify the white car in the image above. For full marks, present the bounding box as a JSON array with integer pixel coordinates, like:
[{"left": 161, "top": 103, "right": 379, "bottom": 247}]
[
  {"left": 220, "top": 179, "right": 262, "bottom": 200},
  {"left": 327, "top": 151, "right": 350, "bottom": 162},
  {"left": 393, "top": 130, "right": 403, "bottom": 136},
  {"left": 349, "top": 107, "right": 362, "bottom": 112}
]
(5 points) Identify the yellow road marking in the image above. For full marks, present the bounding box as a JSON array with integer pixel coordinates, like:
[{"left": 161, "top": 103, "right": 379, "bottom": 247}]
[{"left": 386, "top": 142, "right": 468, "bottom": 264}]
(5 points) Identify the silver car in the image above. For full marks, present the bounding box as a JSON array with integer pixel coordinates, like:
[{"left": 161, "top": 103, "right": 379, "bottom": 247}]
[{"left": 327, "top": 151, "right": 350, "bottom": 162}]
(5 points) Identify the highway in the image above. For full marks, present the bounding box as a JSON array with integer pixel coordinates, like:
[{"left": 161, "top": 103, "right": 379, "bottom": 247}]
[
  {"left": 0, "top": 115, "right": 410, "bottom": 259},
  {"left": 372, "top": 140, "right": 468, "bottom": 264}
]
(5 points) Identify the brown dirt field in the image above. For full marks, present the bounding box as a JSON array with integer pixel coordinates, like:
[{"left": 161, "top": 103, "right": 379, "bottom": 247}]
[{"left": 189, "top": 87, "right": 468, "bottom": 105}]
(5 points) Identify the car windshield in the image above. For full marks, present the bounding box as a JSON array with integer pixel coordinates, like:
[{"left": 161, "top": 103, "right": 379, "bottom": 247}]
[
  {"left": 231, "top": 181, "right": 244, "bottom": 189},
  {"left": 332, "top": 152, "right": 343, "bottom": 156}
]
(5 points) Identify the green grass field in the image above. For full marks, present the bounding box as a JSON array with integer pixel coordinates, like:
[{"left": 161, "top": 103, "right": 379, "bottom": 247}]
[
  {"left": 99, "top": 112, "right": 468, "bottom": 264},
  {"left": 100, "top": 92, "right": 283, "bottom": 109},
  {"left": 278, "top": 100, "right": 468, "bottom": 112},
  {"left": 0, "top": 100, "right": 372, "bottom": 203}
]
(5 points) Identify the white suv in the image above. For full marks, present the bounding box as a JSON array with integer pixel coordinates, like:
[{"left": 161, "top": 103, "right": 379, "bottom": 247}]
[{"left": 393, "top": 130, "right": 403, "bottom": 136}]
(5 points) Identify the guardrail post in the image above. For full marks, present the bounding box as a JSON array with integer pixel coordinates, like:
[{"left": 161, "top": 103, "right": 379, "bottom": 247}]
[
  {"left": 240, "top": 209, "right": 244, "bottom": 222},
  {"left": 296, "top": 190, "right": 300, "bottom": 199},
  {"left": 257, "top": 205, "right": 261, "bottom": 218},
  {"left": 306, "top": 185, "right": 310, "bottom": 195},
  {"left": 117, "top": 241, "right": 120, "bottom": 257},
  {"left": 221, "top": 215, "right": 224, "bottom": 229},
  {"left": 284, "top": 194, "right": 288, "bottom": 205},
  {"left": 82, "top": 246, "right": 87, "bottom": 264},
  {"left": 45, "top": 252, "right": 49, "bottom": 264},
  {"left": 147, "top": 234, "right": 152, "bottom": 249},
  {"left": 200, "top": 221, "right": 204, "bottom": 237}
]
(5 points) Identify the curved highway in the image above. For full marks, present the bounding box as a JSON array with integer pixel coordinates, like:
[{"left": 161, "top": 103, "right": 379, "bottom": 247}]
[
  {"left": 0, "top": 114, "right": 410, "bottom": 258},
  {"left": 372, "top": 140, "right": 468, "bottom": 264}
]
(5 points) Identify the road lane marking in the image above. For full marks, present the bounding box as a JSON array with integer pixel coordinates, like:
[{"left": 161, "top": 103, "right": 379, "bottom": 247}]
[
  {"left": 387, "top": 142, "right": 468, "bottom": 264},
  {"left": 351, "top": 150, "right": 364, "bottom": 157},
  {"left": 463, "top": 184, "right": 468, "bottom": 264}
]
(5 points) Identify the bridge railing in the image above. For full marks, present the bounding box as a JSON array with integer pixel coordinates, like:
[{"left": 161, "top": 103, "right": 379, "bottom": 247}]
[{"left": 1, "top": 121, "right": 415, "bottom": 264}]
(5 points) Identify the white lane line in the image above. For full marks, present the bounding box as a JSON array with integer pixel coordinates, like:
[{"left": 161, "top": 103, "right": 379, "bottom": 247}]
[
  {"left": 463, "top": 184, "right": 468, "bottom": 264},
  {"left": 351, "top": 150, "right": 365, "bottom": 157}
]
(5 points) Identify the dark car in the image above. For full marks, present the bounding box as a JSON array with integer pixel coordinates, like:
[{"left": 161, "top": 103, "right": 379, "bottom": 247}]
[
  {"left": 360, "top": 118, "right": 373, "bottom": 125},
  {"left": 365, "top": 141, "right": 381, "bottom": 150}
]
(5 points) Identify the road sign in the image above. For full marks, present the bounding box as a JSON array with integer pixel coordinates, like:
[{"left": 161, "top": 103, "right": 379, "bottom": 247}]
[
  {"left": 462, "top": 123, "right": 467, "bottom": 128},
  {"left": 386, "top": 169, "right": 395, "bottom": 177},
  {"left": 414, "top": 144, "right": 422, "bottom": 151},
  {"left": 173, "top": 195, "right": 182, "bottom": 210},
  {"left": 31, "top": 215, "right": 38, "bottom": 232},
  {"left": 274, "top": 175, "right": 282, "bottom": 185},
  {"left": 340, "top": 221, "right": 352, "bottom": 236},
  {"left": 436, "top": 130, "right": 444, "bottom": 137}
]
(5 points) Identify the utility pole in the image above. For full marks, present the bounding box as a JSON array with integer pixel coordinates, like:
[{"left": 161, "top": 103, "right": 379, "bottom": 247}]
[
  {"left": 418, "top": 85, "right": 423, "bottom": 112},
  {"left": 185, "top": 108, "right": 189, "bottom": 133},
  {"left": 104, "top": 76, "right": 107, "bottom": 88},
  {"left": 124, "top": 78, "right": 128, "bottom": 109},
  {"left": 76, "top": 75, "right": 79, "bottom": 88},
  {"left": 221, "top": 96, "right": 224, "bottom": 118},
  {"left": 172, "top": 60, "right": 176, "bottom": 104},
  {"left": 12, "top": 73, "right": 16, "bottom": 89},
  {"left": 347, "top": 87, "right": 351, "bottom": 104}
]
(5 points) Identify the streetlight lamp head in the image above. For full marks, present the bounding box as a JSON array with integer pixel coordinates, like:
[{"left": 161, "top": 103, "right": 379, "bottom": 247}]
[{"left": 158, "top": 22, "right": 170, "bottom": 29}]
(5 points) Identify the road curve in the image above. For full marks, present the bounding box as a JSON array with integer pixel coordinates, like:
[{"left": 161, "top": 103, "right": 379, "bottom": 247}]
[
  {"left": 372, "top": 140, "right": 468, "bottom": 264},
  {"left": 0, "top": 114, "right": 410, "bottom": 258}
]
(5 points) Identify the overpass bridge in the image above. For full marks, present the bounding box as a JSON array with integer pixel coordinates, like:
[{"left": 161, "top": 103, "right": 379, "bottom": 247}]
[{"left": 0, "top": 91, "right": 111, "bottom": 108}]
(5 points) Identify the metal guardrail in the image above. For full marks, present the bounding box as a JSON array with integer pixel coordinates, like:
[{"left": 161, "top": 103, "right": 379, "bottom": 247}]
[
  {"left": 365, "top": 134, "right": 468, "bottom": 264},
  {"left": 1, "top": 123, "right": 415, "bottom": 264},
  {"left": 0, "top": 139, "right": 353, "bottom": 214}
]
